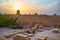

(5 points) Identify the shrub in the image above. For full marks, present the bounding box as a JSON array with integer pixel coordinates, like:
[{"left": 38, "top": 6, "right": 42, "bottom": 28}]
[{"left": 0, "top": 15, "right": 18, "bottom": 29}]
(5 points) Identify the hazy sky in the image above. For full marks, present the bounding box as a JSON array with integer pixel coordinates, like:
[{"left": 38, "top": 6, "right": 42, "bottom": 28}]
[{"left": 0, "top": 0, "right": 60, "bottom": 15}]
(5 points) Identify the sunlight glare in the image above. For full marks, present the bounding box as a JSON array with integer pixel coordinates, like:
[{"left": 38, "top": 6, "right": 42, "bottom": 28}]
[{"left": 14, "top": 5, "right": 21, "bottom": 10}]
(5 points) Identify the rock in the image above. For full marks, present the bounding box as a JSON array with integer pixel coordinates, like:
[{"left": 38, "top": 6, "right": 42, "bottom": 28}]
[
  {"left": 51, "top": 28, "right": 59, "bottom": 33},
  {"left": 37, "top": 25, "right": 44, "bottom": 29},
  {"left": 0, "top": 36, "right": 8, "bottom": 40},
  {"left": 32, "top": 27, "right": 37, "bottom": 31},
  {"left": 27, "top": 34, "right": 33, "bottom": 37},
  {"left": 32, "top": 28, "right": 36, "bottom": 34},
  {"left": 24, "top": 33, "right": 33, "bottom": 37},
  {"left": 9, "top": 38, "right": 14, "bottom": 40},
  {"left": 11, "top": 34, "right": 31, "bottom": 40},
  {"left": 37, "top": 36, "right": 47, "bottom": 40},
  {"left": 2, "top": 34, "right": 16, "bottom": 39},
  {"left": 25, "top": 29, "right": 30, "bottom": 33},
  {"left": 24, "top": 33, "right": 29, "bottom": 35},
  {"left": 19, "top": 30, "right": 26, "bottom": 34},
  {"left": 26, "top": 37, "right": 31, "bottom": 40}
]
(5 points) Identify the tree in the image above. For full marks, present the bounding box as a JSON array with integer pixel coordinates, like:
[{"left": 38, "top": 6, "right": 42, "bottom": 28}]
[
  {"left": 34, "top": 13, "right": 38, "bottom": 15},
  {"left": 54, "top": 14, "right": 57, "bottom": 16}
]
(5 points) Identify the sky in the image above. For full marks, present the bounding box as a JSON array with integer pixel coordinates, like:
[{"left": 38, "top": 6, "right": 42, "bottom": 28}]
[{"left": 0, "top": 0, "right": 60, "bottom": 15}]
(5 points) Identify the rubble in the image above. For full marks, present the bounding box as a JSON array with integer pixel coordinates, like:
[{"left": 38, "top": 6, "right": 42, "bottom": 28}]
[
  {"left": 0, "top": 36, "right": 8, "bottom": 40},
  {"left": 37, "top": 36, "right": 47, "bottom": 40},
  {"left": 10, "top": 34, "right": 32, "bottom": 40},
  {"left": 51, "top": 28, "right": 60, "bottom": 33}
]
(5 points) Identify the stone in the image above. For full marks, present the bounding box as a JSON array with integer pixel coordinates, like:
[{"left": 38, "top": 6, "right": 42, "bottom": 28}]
[
  {"left": 25, "top": 29, "right": 30, "bottom": 33},
  {"left": 0, "top": 36, "right": 8, "bottom": 40},
  {"left": 11, "top": 34, "right": 30, "bottom": 40},
  {"left": 26, "top": 37, "right": 31, "bottom": 40},
  {"left": 37, "top": 25, "right": 44, "bottom": 29},
  {"left": 32, "top": 28, "right": 36, "bottom": 34},
  {"left": 27, "top": 34, "right": 33, "bottom": 37},
  {"left": 37, "top": 36, "right": 47, "bottom": 40},
  {"left": 51, "top": 28, "right": 59, "bottom": 33}
]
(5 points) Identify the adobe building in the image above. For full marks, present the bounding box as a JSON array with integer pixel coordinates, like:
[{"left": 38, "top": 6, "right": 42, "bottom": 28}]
[{"left": 16, "top": 10, "right": 20, "bottom": 15}]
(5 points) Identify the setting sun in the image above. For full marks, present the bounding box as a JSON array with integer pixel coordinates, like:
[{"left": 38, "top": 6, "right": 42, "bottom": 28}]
[{"left": 14, "top": 5, "right": 21, "bottom": 10}]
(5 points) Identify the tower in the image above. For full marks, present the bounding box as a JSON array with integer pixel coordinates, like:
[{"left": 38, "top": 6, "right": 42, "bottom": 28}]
[{"left": 16, "top": 10, "right": 20, "bottom": 15}]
